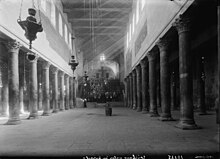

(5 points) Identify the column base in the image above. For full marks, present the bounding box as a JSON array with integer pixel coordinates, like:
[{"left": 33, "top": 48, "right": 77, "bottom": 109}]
[
  {"left": 52, "top": 109, "right": 59, "bottom": 113},
  {"left": 159, "top": 116, "right": 175, "bottom": 121},
  {"left": 4, "top": 118, "right": 21, "bottom": 125},
  {"left": 137, "top": 107, "right": 142, "bottom": 112},
  {"left": 0, "top": 113, "right": 8, "bottom": 117},
  {"left": 149, "top": 112, "right": 160, "bottom": 117},
  {"left": 60, "top": 109, "right": 65, "bottom": 112},
  {"left": 142, "top": 110, "right": 149, "bottom": 114},
  {"left": 175, "top": 120, "right": 201, "bottom": 130},
  {"left": 198, "top": 112, "right": 210, "bottom": 115},
  {"left": 27, "top": 113, "right": 39, "bottom": 119},
  {"left": 42, "top": 111, "right": 51, "bottom": 116}
]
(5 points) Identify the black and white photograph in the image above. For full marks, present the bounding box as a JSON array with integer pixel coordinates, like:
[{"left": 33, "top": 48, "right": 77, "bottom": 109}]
[{"left": 0, "top": 0, "right": 219, "bottom": 158}]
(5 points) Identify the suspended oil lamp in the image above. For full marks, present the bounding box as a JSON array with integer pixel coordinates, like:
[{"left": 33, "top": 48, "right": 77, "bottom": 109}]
[
  {"left": 69, "top": 55, "right": 79, "bottom": 73},
  {"left": 17, "top": 7, "right": 43, "bottom": 49}
]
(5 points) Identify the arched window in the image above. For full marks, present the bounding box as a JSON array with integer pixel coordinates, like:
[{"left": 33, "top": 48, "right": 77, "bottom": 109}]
[
  {"left": 136, "top": 0, "right": 140, "bottom": 24},
  {"left": 59, "top": 14, "right": 63, "bottom": 36},
  {"left": 50, "top": 1, "right": 56, "bottom": 27},
  {"left": 141, "top": 0, "right": 146, "bottom": 10},
  {"left": 64, "top": 25, "right": 68, "bottom": 43}
]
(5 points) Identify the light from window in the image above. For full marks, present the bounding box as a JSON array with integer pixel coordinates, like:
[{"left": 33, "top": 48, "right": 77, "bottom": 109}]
[
  {"left": 141, "top": 0, "right": 146, "bottom": 10},
  {"left": 50, "top": 1, "right": 56, "bottom": 27},
  {"left": 69, "top": 32, "right": 72, "bottom": 49},
  {"left": 126, "top": 32, "right": 129, "bottom": 48},
  {"left": 59, "top": 14, "right": 63, "bottom": 36},
  {"left": 65, "top": 25, "right": 68, "bottom": 43},
  {"left": 136, "top": 0, "right": 140, "bottom": 24},
  {"left": 132, "top": 13, "right": 135, "bottom": 34},
  {"left": 129, "top": 23, "right": 132, "bottom": 41},
  {"left": 41, "top": 0, "right": 46, "bottom": 12}
]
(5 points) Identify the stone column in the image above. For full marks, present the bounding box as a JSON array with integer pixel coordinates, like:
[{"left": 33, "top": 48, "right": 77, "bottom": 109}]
[
  {"left": 37, "top": 64, "right": 43, "bottom": 111},
  {"left": 124, "top": 78, "right": 128, "bottom": 107},
  {"left": 19, "top": 53, "right": 25, "bottom": 114},
  {"left": 41, "top": 61, "right": 51, "bottom": 116},
  {"left": 27, "top": 52, "right": 39, "bottom": 119},
  {"left": 51, "top": 66, "right": 59, "bottom": 113},
  {"left": 140, "top": 58, "right": 149, "bottom": 113},
  {"left": 1, "top": 62, "right": 8, "bottom": 117},
  {"left": 132, "top": 70, "right": 137, "bottom": 110},
  {"left": 136, "top": 65, "right": 142, "bottom": 112},
  {"left": 73, "top": 77, "right": 76, "bottom": 108},
  {"left": 129, "top": 74, "right": 133, "bottom": 109},
  {"left": 5, "top": 40, "right": 21, "bottom": 124},
  {"left": 147, "top": 50, "right": 159, "bottom": 117},
  {"left": 65, "top": 74, "right": 70, "bottom": 110},
  {"left": 126, "top": 77, "right": 129, "bottom": 107},
  {"left": 69, "top": 77, "right": 73, "bottom": 109},
  {"left": 198, "top": 56, "right": 207, "bottom": 115},
  {"left": 59, "top": 71, "right": 65, "bottom": 111},
  {"left": 173, "top": 15, "right": 198, "bottom": 129},
  {"left": 171, "top": 71, "right": 177, "bottom": 110},
  {"left": 157, "top": 38, "right": 174, "bottom": 121}
]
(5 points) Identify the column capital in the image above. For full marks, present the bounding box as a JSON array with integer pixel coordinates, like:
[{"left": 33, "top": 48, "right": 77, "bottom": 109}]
[
  {"left": 51, "top": 66, "right": 58, "bottom": 74},
  {"left": 59, "top": 71, "right": 64, "bottom": 76},
  {"left": 26, "top": 52, "right": 39, "bottom": 63},
  {"left": 173, "top": 14, "right": 191, "bottom": 34},
  {"left": 5, "top": 40, "right": 22, "bottom": 53},
  {"left": 135, "top": 64, "right": 141, "bottom": 76},
  {"left": 129, "top": 73, "right": 132, "bottom": 79},
  {"left": 156, "top": 38, "right": 170, "bottom": 52},
  {"left": 140, "top": 58, "right": 148, "bottom": 68},
  {"left": 64, "top": 74, "right": 69, "bottom": 79},
  {"left": 146, "top": 50, "right": 157, "bottom": 61},
  {"left": 41, "top": 61, "right": 51, "bottom": 70},
  {"left": 132, "top": 69, "right": 136, "bottom": 77}
]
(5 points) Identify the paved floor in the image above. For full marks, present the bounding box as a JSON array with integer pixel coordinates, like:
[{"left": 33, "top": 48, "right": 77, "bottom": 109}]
[{"left": 0, "top": 104, "right": 219, "bottom": 157}]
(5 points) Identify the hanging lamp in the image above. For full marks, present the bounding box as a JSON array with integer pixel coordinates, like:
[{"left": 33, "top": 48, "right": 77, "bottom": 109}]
[{"left": 17, "top": 0, "right": 43, "bottom": 49}]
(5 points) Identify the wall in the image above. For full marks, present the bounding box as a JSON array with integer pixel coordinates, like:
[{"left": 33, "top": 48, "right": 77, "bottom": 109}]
[
  {"left": 0, "top": 0, "right": 76, "bottom": 76},
  {"left": 124, "top": 0, "right": 194, "bottom": 76}
]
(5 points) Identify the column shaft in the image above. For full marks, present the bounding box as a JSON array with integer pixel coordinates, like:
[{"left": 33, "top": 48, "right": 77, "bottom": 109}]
[
  {"left": 129, "top": 74, "right": 133, "bottom": 108},
  {"left": 173, "top": 15, "right": 198, "bottom": 129},
  {"left": 59, "top": 72, "right": 65, "bottom": 111},
  {"left": 171, "top": 71, "right": 177, "bottom": 110},
  {"left": 157, "top": 39, "right": 174, "bottom": 121},
  {"left": 69, "top": 77, "right": 73, "bottom": 109},
  {"left": 147, "top": 51, "right": 159, "bottom": 117},
  {"left": 5, "top": 41, "right": 21, "bottom": 124},
  {"left": 73, "top": 77, "right": 76, "bottom": 108},
  {"left": 198, "top": 57, "right": 207, "bottom": 115},
  {"left": 136, "top": 65, "right": 142, "bottom": 112},
  {"left": 27, "top": 53, "right": 39, "bottom": 119},
  {"left": 140, "top": 58, "right": 149, "bottom": 113},
  {"left": 65, "top": 75, "right": 70, "bottom": 110},
  {"left": 1, "top": 62, "right": 8, "bottom": 116},
  {"left": 51, "top": 67, "right": 59, "bottom": 113},
  {"left": 42, "top": 61, "right": 51, "bottom": 116},
  {"left": 132, "top": 71, "right": 137, "bottom": 109}
]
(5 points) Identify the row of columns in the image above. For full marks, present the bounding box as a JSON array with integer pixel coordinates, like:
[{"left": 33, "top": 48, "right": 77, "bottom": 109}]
[
  {"left": 1, "top": 40, "right": 76, "bottom": 125},
  {"left": 124, "top": 14, "right": 199, "bottom": 129}
]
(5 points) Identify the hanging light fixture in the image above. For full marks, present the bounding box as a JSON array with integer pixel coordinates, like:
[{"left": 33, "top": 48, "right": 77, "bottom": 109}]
[
  {"left": 17, "top": 0, "right": 43, "bottom": 49},
  {"left": 69, "top": 55, "right": 79, "bottom": 73}
]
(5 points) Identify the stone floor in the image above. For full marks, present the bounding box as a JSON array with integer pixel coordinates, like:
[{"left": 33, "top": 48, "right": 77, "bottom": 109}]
[{"left": 0, "top": 103, "right": 219, "bottom": 157}]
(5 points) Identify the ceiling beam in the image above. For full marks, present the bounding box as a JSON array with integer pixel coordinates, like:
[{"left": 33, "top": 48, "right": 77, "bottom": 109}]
[
  {"left": 69, "top": 18, "right": 127, "bottom": 22},
  {"left": 76, "top": 33, "right": 124, "bottom": 36},
  {"left": 73, "top": 26, "right": 123, "bottom": 29},
  {"left": 63, "top": 8, "right": 130, "bottom": 13}
]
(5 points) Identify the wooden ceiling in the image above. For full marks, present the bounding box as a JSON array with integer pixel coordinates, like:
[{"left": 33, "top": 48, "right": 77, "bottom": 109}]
[{"left": 61, "top": 0, "right": 133, "bottom": 62}]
